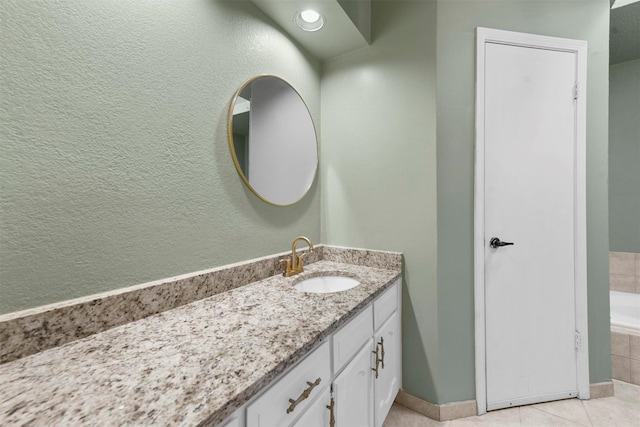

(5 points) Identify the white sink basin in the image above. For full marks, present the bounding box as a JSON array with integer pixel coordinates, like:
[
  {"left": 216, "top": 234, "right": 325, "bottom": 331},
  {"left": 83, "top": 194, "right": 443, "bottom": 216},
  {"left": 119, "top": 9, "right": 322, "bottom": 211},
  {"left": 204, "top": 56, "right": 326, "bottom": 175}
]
[{"left": 294, "top": 276, "right": 360, "bottom": 294}]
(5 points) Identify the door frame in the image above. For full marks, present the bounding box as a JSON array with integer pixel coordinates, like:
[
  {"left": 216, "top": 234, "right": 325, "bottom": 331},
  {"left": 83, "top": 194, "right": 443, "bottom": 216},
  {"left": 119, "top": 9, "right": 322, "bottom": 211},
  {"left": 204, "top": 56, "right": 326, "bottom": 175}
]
[{"left": 473, "top": 27, "right": 589, "bottom": 415}]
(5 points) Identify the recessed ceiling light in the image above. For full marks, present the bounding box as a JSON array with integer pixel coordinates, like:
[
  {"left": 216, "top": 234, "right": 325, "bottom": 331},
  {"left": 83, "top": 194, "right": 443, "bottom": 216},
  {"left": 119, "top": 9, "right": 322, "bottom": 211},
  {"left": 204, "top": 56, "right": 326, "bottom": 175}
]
[
  {"left": 300, "top": 10, "right": 320, "bottom": 23},
  {"left": 295, "top": 9, "right": 325, "bottom": 32}
]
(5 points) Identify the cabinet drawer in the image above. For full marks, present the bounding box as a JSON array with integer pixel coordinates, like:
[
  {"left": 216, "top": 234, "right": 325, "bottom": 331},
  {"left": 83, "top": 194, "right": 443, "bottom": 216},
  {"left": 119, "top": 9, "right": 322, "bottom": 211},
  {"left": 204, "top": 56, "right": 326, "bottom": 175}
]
[
  {"left": 247, "top": 340, "right": 330, "bottom": 427},
  {"left": 374, "top": 280, "right": 399, "bottom": 331},
  {"left": 332, "top": 305, "right": 373, "bottom": 374}
]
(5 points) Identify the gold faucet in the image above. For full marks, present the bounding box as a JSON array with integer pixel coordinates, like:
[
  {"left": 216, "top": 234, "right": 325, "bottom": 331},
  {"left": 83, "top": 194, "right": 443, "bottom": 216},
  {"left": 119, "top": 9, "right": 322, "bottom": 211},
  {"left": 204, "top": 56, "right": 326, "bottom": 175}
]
[{"left": 282, "top": 236, "right": 314, "bottom": 277}]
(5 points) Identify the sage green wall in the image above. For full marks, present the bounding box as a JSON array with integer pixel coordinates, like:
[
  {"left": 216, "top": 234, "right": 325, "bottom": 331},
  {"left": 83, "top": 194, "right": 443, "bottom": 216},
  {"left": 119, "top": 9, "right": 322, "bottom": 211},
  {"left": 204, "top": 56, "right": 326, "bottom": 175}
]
[
  {"left": 321, "top": 0, "right": 440, "bottom": 402},
  {"left": 436, "top": 0, "right": 611, "bottom": 403},
  {"left": 609, "top": 59, "right": 640, "bottom": 253},
  {"left": 1, "top": 0, "right": 613, "bottom": 405},
  {"left": 323, "top": 0, "right": 611, "bottom": 405},
  {"left": 0, "top": 0, "right": 321, "bottom": 314}
]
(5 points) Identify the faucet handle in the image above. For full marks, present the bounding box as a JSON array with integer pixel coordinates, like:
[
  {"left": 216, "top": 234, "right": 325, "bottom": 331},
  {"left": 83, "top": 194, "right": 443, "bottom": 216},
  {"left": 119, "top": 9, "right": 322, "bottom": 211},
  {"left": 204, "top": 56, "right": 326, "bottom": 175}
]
[{"left": 280, "top": 258, "right": 293, "bottom": 276}]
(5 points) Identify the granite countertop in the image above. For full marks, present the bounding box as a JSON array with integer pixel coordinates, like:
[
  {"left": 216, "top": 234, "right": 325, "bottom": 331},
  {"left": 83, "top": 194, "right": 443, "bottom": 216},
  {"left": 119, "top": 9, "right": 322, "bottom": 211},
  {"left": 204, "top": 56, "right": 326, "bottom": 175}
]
[{"left": 0, "top": 260, "right": 400, "bottom": 426}]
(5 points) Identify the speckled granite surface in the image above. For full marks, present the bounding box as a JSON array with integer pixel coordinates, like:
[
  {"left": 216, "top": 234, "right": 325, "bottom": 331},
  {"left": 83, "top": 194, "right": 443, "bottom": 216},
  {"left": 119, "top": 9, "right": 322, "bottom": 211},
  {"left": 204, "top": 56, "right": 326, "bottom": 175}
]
[
  {"left": 323, "top": 245, "right": 402, "bottom": 270},
  {"left": 0, "top": 248, "right": 401, "bottom": 426},
  {"left": 0, "top": 247, "right": 323, "bottom": 364}
]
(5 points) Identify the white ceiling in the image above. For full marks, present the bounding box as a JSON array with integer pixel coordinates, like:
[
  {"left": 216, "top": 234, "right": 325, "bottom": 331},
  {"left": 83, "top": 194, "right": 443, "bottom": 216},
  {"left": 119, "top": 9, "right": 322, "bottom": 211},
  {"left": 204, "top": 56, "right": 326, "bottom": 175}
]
[
  {"left": 250, "top": 0, "right": 370, "bottom": 61},
  {"left": 251, "top": 0, "right": 638, "bottom": 65}
]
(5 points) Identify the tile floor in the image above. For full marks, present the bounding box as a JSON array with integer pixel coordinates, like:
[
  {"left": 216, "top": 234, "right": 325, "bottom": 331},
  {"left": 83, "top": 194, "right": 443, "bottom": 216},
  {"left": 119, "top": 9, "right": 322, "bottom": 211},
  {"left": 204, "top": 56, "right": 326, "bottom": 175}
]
[{"left": 383, "top": 380, "right": 640, "bottom": 426}]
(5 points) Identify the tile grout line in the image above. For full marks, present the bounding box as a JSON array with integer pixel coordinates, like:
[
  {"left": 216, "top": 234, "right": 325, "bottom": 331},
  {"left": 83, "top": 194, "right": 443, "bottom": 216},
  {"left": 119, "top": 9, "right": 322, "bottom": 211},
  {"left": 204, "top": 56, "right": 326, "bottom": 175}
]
[
  {"left": 529, "top": 405, "right": 588, "bottom": 426},
  {"left": 580, "top": 400, "right": 595, "bottom": 427}
]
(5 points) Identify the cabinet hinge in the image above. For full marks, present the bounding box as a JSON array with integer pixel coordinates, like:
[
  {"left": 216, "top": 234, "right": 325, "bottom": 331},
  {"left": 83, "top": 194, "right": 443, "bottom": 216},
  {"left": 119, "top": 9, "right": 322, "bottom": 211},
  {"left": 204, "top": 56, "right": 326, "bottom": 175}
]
[
  {"left": 573, "top": 82, "right": 579, "bottom": 100},
  {"left": 575, "top": 331, "right": 582, "bottom": 350}
]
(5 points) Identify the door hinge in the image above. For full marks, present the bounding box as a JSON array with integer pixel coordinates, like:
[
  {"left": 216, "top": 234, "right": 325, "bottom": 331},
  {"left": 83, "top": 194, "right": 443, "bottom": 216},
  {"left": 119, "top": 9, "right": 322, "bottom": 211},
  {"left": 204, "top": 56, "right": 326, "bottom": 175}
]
[
  {"left": 573, "top": 82, "right": 579, "bottom": 100},
  {"left": 575, "top": 331, "right": 582, "bottom": 350}
]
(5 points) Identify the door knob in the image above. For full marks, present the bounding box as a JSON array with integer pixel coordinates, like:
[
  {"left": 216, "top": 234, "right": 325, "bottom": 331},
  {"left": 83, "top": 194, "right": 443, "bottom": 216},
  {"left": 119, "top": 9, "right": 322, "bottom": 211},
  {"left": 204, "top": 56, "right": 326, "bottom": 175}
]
[{"left": 490, "top": 237, "right": 514, "bottom": 249}]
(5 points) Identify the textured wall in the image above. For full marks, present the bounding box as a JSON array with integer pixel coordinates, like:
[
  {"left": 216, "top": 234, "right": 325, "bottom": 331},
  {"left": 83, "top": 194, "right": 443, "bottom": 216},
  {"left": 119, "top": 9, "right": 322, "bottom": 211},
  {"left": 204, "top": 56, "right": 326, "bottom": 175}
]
[
  {"left": 0, "top": 0, "right": 321, "bottom": 314},
  {"left": 436, "top": 0, "right": 611, "bottom": 402},
  {"left": 322, "top": 0, "right": 439, "bottom": 402},
  {"left": 609, "top": 59, "right": 640, "bottom": 253},
  {"left": 324, "top": 0, "right": 611, "bottom": 406}
]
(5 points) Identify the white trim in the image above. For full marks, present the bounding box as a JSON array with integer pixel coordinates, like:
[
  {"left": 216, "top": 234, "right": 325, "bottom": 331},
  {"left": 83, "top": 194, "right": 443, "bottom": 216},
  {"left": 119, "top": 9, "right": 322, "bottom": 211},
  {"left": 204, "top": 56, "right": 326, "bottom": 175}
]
[
  {"left": 474, "top": 27, "right": 488, "bottom": 415},
  {"left": 474, "top": 27, "right": 590, "bottom": 415},
  {"left": 573, "top": 38, "right": 590, "bottom": 401}
]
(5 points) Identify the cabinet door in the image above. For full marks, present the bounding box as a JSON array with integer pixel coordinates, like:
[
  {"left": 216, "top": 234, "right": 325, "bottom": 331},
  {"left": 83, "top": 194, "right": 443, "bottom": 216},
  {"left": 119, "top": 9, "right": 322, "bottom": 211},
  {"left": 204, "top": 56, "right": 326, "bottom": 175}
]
[
  {"left": 292, "top": 386, "right": 331, "bottom": 427},
  {"left": 374, "top": 311, "right": 401, "bottom": 427},
  {"left": 334, "top": 338, "right": 374, "bottom": 427}
]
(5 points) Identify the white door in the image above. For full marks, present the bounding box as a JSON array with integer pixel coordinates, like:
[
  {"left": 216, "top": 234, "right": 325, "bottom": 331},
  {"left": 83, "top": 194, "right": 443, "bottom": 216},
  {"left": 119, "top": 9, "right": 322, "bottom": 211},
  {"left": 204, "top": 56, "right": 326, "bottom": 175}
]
[{"left": 475, "top": 28, "right": 589, "bottom": 413}]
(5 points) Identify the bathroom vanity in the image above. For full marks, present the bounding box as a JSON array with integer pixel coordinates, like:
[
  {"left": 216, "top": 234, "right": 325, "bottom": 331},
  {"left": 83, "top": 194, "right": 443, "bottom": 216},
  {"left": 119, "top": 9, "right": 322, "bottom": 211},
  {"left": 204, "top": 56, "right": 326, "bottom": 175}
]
[
  {"left": 228, "top": 278, "right": 401, "bottom": 427},
  {"left": 0, "top": 246, "right": 402, "bottom": 426}
]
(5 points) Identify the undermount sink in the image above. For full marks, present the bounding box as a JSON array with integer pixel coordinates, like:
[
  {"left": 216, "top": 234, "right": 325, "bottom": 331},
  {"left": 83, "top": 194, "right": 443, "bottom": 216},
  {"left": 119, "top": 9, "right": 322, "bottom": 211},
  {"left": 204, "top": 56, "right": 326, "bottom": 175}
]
[{"left": 294, "top": 276, "right": 360, "bottom": 294}]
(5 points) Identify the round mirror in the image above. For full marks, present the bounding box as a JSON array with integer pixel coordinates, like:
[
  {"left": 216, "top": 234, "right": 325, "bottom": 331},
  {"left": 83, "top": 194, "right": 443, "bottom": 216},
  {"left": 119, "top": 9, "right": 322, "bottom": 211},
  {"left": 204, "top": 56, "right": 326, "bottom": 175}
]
[{"left": 228, "top": 75, "right": 318, "bottom": 206}]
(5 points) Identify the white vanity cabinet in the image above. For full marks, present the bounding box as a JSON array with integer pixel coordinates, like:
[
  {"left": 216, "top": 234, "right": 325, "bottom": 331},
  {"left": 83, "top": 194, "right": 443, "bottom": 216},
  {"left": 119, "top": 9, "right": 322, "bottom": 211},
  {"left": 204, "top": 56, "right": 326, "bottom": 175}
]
[{"left": 245, "top": 279, "right": 401, "bottom": 427}]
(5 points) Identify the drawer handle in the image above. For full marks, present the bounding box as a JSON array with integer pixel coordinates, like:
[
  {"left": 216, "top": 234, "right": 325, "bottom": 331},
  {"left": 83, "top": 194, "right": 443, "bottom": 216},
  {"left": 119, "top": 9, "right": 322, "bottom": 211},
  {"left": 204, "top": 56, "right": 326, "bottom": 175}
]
[
  {"left": 286, "top": 377, "right": 321, "bottom": 414},
  {"left": 379, "top": 337, "right": 385, "bottom": 369},
  {"left": 326, "top": 397, "right": 335, "bottom": 427},
  {"left": 372, "top": 345, "right": 381, "bottom": 379}
]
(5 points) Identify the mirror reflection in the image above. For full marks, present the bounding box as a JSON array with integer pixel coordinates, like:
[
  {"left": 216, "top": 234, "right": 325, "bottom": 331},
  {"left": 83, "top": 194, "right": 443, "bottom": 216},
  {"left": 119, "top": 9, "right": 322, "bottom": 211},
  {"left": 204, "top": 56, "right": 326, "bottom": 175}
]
[{"left": 229, "top": 75, "right": 318, "bottom": 206}]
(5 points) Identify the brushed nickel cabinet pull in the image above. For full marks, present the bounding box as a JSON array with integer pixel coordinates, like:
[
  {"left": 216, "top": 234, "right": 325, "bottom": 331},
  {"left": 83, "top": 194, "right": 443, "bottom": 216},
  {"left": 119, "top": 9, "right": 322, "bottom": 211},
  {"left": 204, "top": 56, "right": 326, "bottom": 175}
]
[
  {"left": 286, "top": 377, "right": 321, "bottom": 414},
  {"left": 379, "top": 337, "right": 385, "bottom": 369}
]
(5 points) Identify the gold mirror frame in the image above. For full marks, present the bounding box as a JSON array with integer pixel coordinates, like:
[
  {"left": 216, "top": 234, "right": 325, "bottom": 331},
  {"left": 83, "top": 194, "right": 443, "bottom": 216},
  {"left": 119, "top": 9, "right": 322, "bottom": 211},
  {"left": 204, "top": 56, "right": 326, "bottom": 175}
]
[{"left": 227, "top": 75, "right": 318, "bottom": 207}]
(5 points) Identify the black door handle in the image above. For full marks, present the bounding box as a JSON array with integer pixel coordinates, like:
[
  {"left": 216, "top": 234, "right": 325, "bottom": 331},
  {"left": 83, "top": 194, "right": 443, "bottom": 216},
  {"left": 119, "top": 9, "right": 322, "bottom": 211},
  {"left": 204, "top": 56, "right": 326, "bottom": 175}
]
[{"left": 490, "top": 237, "right": 514, "bottom": 249}]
